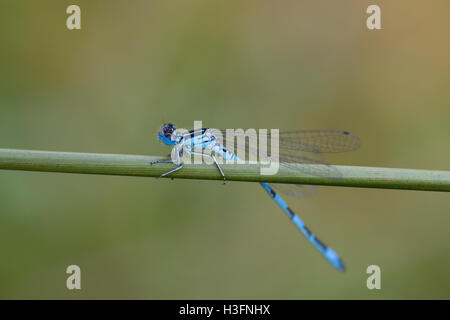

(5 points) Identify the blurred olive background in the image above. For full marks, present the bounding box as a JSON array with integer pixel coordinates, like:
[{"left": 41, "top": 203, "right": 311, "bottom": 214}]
[{"left": 0, "top": 0, "right": 449, "bottom": 299}]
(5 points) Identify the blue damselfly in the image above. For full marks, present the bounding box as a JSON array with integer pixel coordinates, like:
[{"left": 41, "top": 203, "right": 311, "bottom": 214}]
[{"left": 152, "top": 123, "right": 360, "bottom": 271}]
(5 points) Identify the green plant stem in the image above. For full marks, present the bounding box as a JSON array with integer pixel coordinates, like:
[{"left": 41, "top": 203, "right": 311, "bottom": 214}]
[{"left": 0, "top": 148, "right": 449, "bottom": 192}]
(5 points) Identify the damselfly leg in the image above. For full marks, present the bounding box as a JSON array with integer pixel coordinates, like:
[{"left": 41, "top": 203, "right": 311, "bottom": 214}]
[
  {"left": 150, "top": 149, "right": 183, "bottom": 178},
  {"left": 190, "top": 151, "right": 226, "bottom": 184},
  {"left": 150, "top": 159, "right": 173, "bottom": 165}
]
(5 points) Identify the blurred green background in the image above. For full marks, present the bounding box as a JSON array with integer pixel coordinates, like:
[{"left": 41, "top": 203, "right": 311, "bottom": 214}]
[{"left": 0, "top": 0, "right": 449, "bottom": 299}]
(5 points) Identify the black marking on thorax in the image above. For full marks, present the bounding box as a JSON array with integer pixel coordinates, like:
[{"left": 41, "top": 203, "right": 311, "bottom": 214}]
[{"left": 188, "top": 128, "right": 209, "bottom": 138}]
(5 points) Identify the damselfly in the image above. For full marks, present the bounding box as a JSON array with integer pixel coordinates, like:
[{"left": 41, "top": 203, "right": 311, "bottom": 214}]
[{"left": 152, "top": 123, "right": 360, "bottom": 271}]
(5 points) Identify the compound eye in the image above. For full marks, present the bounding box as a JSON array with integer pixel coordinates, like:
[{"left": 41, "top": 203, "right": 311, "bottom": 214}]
[{"left": 167, "top": 124, "right": 176, "bottom": 135}]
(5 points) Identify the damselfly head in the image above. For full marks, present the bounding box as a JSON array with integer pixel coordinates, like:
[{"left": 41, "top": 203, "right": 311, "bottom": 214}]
[{"left": 157, "top": 123, "right": 177, "bottom": 146}]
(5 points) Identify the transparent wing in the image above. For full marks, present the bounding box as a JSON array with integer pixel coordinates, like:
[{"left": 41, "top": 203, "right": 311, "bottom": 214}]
[
  {"left": 277, "top": 130, "right": 360, "bottom": 153},
  {"left": 215, "top": 129, "right": 360, "bottom": 153},
  {"left": 269, "top": 183, "right": 317, "bottom": 198},
  {"left": 209, "top": 128, "right": 360, "bottom": 197},
  {"left": 276, "top": 151, "right": 343, "bottom": 179}
]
